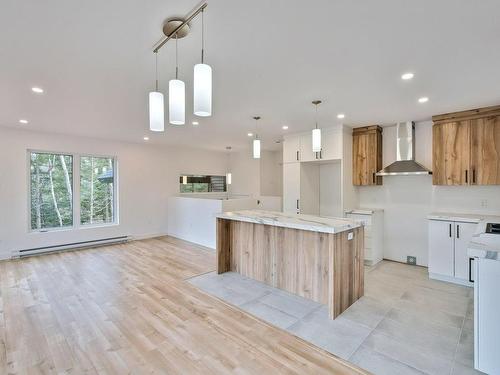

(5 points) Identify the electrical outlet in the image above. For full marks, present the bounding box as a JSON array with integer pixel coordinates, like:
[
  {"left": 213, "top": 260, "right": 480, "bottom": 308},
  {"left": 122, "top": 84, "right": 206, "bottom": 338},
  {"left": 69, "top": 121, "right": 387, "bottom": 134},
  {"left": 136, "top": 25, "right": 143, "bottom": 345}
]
[
  {"left": 407, "top": 256, "right": 417, "bottom": 266},
  {"left": 480, "top": 199, "right": 488, "bottom": 208},
  {"left": 348, "top": 232, "right": 354, "bottom": 240}
]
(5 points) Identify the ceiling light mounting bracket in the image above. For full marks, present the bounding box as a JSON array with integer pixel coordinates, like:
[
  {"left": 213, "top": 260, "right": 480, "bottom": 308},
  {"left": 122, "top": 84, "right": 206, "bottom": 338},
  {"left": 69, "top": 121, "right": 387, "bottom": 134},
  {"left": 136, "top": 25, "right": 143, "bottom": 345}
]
[{"left": 153, "top": 2, "right": 208, "bottom": 53}]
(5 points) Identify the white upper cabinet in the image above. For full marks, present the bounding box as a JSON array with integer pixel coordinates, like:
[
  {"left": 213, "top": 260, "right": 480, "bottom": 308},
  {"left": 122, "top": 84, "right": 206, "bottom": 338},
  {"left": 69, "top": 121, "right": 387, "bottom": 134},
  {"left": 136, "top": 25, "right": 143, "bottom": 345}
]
[
  {"left": 297, "top": 128, "right": 343, "bottom": 162},
  {"left": 322, "top": 128, "right": 343, "bottom": 160},
  {"left": 299, "top": 133, "right": 316, "bottom": 162},
  {"left": 283, "top": 135, "right": 301, "bottom": 163}
]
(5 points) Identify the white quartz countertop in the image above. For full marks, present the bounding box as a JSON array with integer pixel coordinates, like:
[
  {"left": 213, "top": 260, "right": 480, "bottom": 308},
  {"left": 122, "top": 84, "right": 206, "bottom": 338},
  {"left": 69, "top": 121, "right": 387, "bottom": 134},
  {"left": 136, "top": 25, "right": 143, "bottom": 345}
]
[
  {"left": 216, "top": 210, "right": 362, "bottom": 234},
  {"left": 428, "top": 212, "right": 500, "bottom": 223},
  {"left": 468, "top": 216, "right": 500, "bottom": 261},
  {"left": 345, "top": 208, "right": 384, "bottom": 215}
]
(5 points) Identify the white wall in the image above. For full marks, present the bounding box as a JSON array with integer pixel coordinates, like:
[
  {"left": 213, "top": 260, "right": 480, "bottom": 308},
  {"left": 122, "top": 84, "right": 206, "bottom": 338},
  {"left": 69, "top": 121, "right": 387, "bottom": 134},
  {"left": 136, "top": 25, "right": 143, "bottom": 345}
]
[
  {"left": 0, "top": 127, "right": 228, "bottom": 260},
  {"left": 227, "top": 149, "right": 283, "bottom": 211},
  {"left": 320, "top": 161, "right": 342, "bottom": 217},
  {"left": 358, "top": 121, "right": 500, "bottom": 266},
  {"left": 260, "top": 150, "right": 283, "bottom": 196}
]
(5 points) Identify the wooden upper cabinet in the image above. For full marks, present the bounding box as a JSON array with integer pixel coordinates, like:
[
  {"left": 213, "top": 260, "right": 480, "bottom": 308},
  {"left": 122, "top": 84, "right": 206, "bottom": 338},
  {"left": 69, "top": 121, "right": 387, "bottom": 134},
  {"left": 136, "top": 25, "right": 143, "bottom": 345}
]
[
  {"left": 352, "top": 126, "right": 382, "bottom": 186},
  {"left": 470, "top": 116, "right": 500, "bottom": 185},
  {"left": 432, "top": 105, "right": 500, "bottom": 185},
  {"left": 432, "top": 121, "right": 470, "bottom": 185}
]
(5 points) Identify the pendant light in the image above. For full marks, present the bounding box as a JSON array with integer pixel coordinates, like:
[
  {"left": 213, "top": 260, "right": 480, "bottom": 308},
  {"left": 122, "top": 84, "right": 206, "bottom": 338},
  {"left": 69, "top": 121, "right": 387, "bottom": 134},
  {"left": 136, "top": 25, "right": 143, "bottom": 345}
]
[
  {"left": 193, "top": 9, "right": 212, "bottom": 117},
  {"left": 312, "top": 100, "right": 322, "bottom": 153},
  {"left": 169, "top": 34, "right": 185, "bottom": 125},
  {"left": 252, "top": 116, "right": 261, "bottom": 159},
  {"left": 226, "top": 146, "right": 232, "bottom": 185},
  {"left": 149, "top": 52, "right": 164, "bottom": 132}
]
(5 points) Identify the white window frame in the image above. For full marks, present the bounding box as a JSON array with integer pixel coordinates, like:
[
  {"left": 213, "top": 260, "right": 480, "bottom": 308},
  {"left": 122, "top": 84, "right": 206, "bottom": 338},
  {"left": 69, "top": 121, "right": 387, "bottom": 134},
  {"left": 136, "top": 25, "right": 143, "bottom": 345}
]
[
  {"left": 79, "top": 154, "right": 119, "bottom": 228},
  {"left": 27, "top": 150, "right": 119, "bottom": 233}
]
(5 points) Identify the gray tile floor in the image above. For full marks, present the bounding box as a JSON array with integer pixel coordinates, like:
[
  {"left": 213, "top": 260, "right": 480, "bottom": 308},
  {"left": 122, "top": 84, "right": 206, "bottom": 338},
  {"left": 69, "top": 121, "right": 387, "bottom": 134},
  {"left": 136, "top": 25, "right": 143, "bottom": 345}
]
[{"left": 188, "top": 261, "right": 484, "bottom": 375}]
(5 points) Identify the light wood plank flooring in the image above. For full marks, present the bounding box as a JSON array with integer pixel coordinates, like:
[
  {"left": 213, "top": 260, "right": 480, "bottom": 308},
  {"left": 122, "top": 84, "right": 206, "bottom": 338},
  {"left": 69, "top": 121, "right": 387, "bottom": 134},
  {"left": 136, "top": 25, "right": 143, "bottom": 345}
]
[{"left": 0, "top": 236, "right": 367, "bottom": 374}]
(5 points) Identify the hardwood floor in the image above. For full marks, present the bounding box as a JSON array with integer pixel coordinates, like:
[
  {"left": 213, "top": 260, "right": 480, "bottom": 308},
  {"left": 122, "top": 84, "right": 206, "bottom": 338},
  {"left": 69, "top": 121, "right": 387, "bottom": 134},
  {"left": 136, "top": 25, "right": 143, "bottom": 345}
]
[{"left": 0, "top": 236, "right": 367, "bottom": 374}]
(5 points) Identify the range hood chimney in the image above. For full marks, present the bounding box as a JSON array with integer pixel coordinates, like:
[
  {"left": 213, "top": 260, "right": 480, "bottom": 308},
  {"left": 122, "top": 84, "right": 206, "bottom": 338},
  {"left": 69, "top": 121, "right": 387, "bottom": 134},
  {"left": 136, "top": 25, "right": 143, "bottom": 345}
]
[{"left": 376, "top": 121, "right": 432, "bottom": 176}]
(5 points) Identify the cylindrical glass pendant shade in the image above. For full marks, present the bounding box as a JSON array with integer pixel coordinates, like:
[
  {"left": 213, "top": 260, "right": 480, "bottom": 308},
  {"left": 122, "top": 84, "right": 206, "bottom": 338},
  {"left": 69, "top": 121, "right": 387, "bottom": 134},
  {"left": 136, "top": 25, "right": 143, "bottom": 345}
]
[
  {"left": 226, "top": 172, "right": 232, "bottom": 185},
  {"left": 193, "top": 63, "right": 212, "bottom": 117},
  {"left": 182, "top": 175, "right": 188, "bottom": 184},
  {"left": 149, "top": 91, "right": 164, "bottom": 132},
  {"left": 169, "top": 79, "right": 185, "bottom": 125},
  {"left": 253, "top": 139, "right": 261, "bottom": 159},
  {"left": 312, "top": 128, "right": 321, "bottom": 152}
]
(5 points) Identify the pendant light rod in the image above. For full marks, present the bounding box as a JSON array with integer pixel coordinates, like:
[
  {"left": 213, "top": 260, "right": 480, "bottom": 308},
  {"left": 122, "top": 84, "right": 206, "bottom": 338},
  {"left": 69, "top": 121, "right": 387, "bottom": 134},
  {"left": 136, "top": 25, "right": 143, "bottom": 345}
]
[
  {"left": 201, "top": 8, "right": 205, "bottom": 63},
  {"left": 153, "top": 2, "right": 208, "bottom": 53},
  {"left": 253, "top": 116, "right": 261, "bottom": 137},
  {"left": 154, "top": 51, "right": 159, "bottom": 91},
  {"left": 312, "top": 100, "right": 322, "bottom": 128},
  {"left": 175, "top": 34, "right": 179, "bottom": 79}
]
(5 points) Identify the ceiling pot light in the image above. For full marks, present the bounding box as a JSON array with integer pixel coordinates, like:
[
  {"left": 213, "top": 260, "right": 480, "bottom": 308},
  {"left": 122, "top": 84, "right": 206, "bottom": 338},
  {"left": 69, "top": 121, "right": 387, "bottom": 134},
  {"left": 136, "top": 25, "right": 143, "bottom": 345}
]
[
  {"left": 149, "top": 52, "right": 164, "bottom": 132},
  {"left": 192, "top": 121, "right": 199, "bottom": 125},
  {"left": 311, "top": 100, "right": 322, "bottom": 153},
  {"left": 247, "top": 132, "right": 253, "bottom": 137},
  {"left": 31, "top": 87, "right": 44, "bottom": 93},
  {"left": 193, "top": 9, "right": 212, "bottom": 117},
  {"left": 19, "top": 119, "right": 28, "bottom": 124},
  {"left": 418, "top": 97, "right": 429, "bottom": 103},
  {"left": 169, "top": 36, "right": 185, "bottom": 125},
  {"left": 337, "top": 113, "right": 345, "bottom": 119},
  {"left": 143, "top": 136, "right": 149, "bottom": 141},
  {"left": 401, "top": 73, "right": 414, "bottom": 80},
  {"left": 252, "top": 116, "right": 261, "bottom": 159},
  {"left": 282, "top": 125, "right": 288, "bottom": 130}
]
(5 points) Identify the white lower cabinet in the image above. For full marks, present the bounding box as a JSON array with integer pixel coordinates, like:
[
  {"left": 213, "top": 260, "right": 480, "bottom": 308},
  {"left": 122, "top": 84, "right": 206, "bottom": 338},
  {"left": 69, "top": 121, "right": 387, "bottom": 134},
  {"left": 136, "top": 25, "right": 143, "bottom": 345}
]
[
  {"left": 345, "top": 209, "right": 384, "bottom": 266},
  {"left": 428, "top": 219, "right": 476, "bottom": 285},
  {"left": 474, "top": 257, "right": 500, "bottom": 374}
]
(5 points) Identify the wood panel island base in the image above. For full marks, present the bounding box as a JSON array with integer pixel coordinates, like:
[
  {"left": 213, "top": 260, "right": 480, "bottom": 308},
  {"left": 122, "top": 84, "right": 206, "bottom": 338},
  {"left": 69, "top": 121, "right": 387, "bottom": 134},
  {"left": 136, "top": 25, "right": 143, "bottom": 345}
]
[{"left": 216, "top": 210, "right": 364, "bottom": 319}]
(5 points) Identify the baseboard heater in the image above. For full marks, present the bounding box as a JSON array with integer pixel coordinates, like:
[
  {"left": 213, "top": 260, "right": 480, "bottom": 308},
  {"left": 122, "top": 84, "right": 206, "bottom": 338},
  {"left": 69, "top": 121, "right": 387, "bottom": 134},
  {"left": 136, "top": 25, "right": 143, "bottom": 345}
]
[{"left": 13, "top": 236, "right": 130, "bottom": 259}]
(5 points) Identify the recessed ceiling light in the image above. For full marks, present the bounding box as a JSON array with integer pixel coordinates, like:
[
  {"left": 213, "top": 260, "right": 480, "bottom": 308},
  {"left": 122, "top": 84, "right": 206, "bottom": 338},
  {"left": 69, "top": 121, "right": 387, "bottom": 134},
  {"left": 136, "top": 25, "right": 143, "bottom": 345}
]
[
  {"left": 418, "top": 97, "right": 429, "bottom": 103},
  {"left": 192, "top": 121, "right": 199, "bottom": 125},
  {"left": 19, "top": 119, "right": 29, "bottom": 124},
  {"left": 282, "top": 125, "right": 288, "bottom": 130},
  {"left": 401, "top": 73, "right": 414, "bottom": 80},
  {"left": 31, "top": 87, "right": 44, "bottom": 94},
  {"left": 247, "top": 132, "right": 253, "bottom": 137},
  {"left": 337, "top": 113, "right": 345, "bottom": 119},
  {"left": 143, "top": 136, "right": 149, "bottom": 141}
]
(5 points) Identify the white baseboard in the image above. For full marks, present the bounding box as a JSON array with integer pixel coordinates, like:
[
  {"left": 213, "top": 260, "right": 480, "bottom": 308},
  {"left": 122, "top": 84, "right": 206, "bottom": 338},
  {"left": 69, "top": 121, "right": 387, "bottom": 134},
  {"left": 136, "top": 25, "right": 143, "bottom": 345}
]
[
  {"left": 131, "top": 233, "right": 168, "bottom": 241},
  {"left": 429, "top": 272, "right": 473, "bottom": 287}
]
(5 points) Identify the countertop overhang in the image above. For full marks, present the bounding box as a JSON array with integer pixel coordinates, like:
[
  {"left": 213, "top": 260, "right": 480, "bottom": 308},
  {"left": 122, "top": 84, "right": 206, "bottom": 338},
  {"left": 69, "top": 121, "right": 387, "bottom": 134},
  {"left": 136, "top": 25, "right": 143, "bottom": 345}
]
[{"left": 215, "top": 210, "right": 362, "bottom": 234}]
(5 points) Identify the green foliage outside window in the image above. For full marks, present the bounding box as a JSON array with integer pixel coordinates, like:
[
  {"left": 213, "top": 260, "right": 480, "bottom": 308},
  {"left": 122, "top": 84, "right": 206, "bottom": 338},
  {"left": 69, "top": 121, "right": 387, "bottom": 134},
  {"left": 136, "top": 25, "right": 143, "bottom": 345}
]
[{"left": 30, "top": 152, "right": 73, "bottom": 230}]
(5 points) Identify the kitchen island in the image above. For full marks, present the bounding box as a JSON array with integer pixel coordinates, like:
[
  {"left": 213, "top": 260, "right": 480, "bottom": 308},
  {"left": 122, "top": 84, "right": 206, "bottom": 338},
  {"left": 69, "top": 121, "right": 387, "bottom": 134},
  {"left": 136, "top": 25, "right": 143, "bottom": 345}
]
[{"left": 215, "top": 210, "right": 364, "bottom": 319}]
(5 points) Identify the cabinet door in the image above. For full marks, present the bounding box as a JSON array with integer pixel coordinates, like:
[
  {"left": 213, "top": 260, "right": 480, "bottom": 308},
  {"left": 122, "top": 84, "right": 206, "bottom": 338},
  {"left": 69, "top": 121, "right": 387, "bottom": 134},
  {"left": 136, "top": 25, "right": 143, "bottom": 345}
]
[
  {"left": 428, "top": 220, "right": 455, "bottom": 277},
  {"left": 454, "top": 222, "right": 477, "bottom": 280},
  {"left": 353, "top": 133, "right": 369, "bottom": 185},
  {"left": 283, "top": 136, "right": 301, "bottom": 163},
  {"left": 299, "top": 133, "right": 317, "bottom": 162},
  {"left": 283, "top": 163, "right": 300, "bottom": 214},
  {"left": 321, "top": 129, "right": 342, "bottom": 160},
  {"left": 470, "top": 116, "right": 500, "bottom": 185},
  {"left": 352, "top": 130, "right": 381, "bottom": 186},
  {"left": 433, "top": 121, "right": 470, "bottom": 185}
]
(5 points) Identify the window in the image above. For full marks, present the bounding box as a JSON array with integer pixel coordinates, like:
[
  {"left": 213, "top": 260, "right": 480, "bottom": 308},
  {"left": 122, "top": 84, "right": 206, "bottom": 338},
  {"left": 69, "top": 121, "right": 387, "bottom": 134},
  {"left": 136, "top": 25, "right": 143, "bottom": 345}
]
[
  {"left": 80, "top": 156, "right": 116, "bottom": 225},
  {"left": 179, "top": 175, "right": 226, "bottom": 193},
  {"left": 30, "top": 152, "right": 74, "bottom": 230}
]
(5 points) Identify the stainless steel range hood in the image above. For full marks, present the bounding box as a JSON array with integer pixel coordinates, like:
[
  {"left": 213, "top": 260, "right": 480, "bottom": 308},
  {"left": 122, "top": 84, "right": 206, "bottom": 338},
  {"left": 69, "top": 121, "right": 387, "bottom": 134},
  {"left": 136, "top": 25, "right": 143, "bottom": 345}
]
[{"left": 376, "top": 121, "right": 432, "bottom": 176}]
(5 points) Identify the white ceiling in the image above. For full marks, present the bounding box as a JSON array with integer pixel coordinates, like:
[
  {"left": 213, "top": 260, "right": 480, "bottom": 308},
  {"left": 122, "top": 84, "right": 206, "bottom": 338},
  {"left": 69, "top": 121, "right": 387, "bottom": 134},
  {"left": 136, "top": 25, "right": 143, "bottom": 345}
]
[{"left": 2, "top": 0, "right": 500, "bottom": 151}]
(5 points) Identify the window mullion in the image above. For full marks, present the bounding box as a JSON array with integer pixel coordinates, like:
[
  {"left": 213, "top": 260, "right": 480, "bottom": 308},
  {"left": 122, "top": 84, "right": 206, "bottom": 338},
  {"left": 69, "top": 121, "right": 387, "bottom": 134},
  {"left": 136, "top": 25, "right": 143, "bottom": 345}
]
[{"left": 74, "top": 154, "right": 81, "bottom": 228}]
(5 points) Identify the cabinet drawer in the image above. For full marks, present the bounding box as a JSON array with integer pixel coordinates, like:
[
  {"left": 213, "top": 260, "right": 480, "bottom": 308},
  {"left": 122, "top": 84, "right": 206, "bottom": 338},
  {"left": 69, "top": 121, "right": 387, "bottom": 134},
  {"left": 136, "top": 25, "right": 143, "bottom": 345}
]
[{"left": 346, "top": 214, "right": 372, "bottom": 226}]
